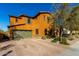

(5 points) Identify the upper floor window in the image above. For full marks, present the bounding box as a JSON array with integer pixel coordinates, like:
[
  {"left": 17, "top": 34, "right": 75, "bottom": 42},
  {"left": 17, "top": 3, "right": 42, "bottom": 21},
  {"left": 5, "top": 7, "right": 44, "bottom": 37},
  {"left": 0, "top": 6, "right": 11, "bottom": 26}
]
[
  {"left": 44, "top": 15, "right": 45, "bottom": 20},
  {"left": 16, "top": 18, "right": 18, "bottom": 22},
  {"left": 47, "top": 16, "right": 51, "bottom": 23},
  {"left": 27, "top": 18, "right": 32, "bottom": 24}
]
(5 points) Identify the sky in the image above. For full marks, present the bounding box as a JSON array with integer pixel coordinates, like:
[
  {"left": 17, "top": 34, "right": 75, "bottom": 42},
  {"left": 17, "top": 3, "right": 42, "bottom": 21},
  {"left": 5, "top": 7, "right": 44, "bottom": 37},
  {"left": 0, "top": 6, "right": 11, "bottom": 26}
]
[{"left": 0, "top": 3, "right": 79, "bottom": 31}]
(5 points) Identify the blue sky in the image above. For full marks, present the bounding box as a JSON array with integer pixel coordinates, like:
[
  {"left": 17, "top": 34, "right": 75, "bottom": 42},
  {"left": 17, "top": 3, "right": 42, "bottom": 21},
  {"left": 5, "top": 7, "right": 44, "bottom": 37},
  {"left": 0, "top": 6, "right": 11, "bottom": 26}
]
[{"left": 0, "top": 3, "right": 79, "bottom": 31}]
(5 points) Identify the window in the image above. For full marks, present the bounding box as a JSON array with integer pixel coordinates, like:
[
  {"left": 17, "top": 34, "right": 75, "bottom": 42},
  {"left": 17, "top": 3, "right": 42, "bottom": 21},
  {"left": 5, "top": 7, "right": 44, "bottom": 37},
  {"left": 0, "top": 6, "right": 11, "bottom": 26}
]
[
  {"left": 44, "top": 15, "right": 45, "bottom": 20},
  {"left": 36, "top": 29, "right": 39, "bottom": 34},
  {"left": 45, "top": 29, "right": 48, "bottom": 35},
  {"left": 16, "top": 18, "right": 18, "bottom": 22},
  {"left": 47, "top": 17, "right": 50, "bottom": 23},
  {"left": 27, "top": 18, "right": 31, "bottom": 24}
]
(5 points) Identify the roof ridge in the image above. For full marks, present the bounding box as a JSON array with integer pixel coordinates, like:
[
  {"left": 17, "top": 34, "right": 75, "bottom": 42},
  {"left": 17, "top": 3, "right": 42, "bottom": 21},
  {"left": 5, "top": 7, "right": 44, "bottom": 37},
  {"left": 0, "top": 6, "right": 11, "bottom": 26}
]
[{"left": 9, "top": 11, "right": 51, "bottom": 18}]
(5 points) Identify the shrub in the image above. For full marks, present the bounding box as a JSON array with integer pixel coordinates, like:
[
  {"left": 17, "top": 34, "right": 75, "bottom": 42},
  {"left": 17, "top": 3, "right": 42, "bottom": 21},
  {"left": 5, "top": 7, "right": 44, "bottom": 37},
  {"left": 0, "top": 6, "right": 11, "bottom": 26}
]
[
  {"left": 51, "top": 37, "right": 59, "bottom": 43},
  {"left": 52, "top": 37, "right": 69, "bottom": 45},
  {"left": 59, "top": 37, "right": 69, "bottom": 45}
]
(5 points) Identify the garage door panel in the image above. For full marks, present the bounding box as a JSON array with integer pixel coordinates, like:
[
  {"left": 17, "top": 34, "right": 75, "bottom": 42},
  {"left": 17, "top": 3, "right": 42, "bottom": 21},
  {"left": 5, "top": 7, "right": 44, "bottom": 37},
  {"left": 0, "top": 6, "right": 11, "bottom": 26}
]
[{"left": 13, "top": 30, "right": 32, "bottom": 40}]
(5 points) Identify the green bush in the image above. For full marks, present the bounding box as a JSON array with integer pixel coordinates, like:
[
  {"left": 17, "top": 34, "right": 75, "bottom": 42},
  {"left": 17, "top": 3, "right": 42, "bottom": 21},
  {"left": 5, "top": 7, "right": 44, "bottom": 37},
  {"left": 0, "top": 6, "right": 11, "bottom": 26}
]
[
  {"left": 51, "top": 37, "right": 69, "bottom": 45},
  {"left": 51, "top": 37, "right": 59, "bottom": 43},
  {"left": 59, "top": 37, "right": 69, "bottom": 45}
]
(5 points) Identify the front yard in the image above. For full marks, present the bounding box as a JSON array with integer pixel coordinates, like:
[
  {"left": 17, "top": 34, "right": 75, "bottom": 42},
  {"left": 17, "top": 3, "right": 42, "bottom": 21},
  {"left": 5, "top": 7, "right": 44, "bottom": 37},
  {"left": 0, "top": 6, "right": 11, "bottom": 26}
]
[{"left": 0, "top": 34, "right": 79, "bottom": 56}]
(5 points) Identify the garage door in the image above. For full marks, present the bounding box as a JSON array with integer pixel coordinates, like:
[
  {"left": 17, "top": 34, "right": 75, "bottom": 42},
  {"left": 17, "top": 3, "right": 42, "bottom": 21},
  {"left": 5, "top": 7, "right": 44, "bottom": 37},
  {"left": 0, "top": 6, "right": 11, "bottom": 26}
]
[{"left": 13, "top": 30, "right": 32, "bottom": 40}]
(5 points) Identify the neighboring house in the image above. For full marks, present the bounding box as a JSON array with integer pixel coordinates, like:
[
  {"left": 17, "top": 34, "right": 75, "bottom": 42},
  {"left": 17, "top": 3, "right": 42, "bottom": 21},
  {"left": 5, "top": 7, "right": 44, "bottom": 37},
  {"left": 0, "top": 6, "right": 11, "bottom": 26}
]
[{"left": 8, "top": 11, "right": 54, "bottom": 39}]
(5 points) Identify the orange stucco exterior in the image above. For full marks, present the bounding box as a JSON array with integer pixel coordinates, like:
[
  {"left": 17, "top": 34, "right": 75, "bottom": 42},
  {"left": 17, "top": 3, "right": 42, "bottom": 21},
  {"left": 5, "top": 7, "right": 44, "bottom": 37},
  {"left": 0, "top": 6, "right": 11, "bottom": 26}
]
[{"left": 8, "top": 12, "right": 53, "bottom": 39}]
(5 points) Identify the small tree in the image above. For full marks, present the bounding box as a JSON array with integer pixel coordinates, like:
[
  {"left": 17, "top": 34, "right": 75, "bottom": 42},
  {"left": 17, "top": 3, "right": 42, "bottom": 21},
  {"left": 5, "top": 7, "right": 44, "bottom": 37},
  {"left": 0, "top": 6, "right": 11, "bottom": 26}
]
[
  {"left": 65, "top": 6, "right": 79, "bottom": 34},
  {"left": 51, "top": 3, "right": 70, "bottom": 45}
]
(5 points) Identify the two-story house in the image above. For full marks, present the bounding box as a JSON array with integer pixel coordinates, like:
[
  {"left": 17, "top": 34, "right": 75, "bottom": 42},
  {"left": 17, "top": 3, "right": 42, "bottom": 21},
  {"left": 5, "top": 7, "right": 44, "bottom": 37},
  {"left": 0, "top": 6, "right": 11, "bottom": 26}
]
[{"left": 8, "top": 11, "right": 54, "bottom": 39}]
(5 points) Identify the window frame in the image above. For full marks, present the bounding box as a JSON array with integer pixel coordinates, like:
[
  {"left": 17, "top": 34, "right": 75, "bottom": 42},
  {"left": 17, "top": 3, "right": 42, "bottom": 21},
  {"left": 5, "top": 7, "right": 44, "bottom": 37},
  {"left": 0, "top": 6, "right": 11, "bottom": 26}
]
[
  {"left": 47, "top": 17, "right": 50, "bottom": 23},
  {"left": 27, "top": 18, "right": 31, "bottom": 24},
  {"left": 16, "top": 18, "right": 18, "bottom": 22},
  {"left": 44, "top": 15, "right": 46, "bottom": 20},
  {"left": 36, "top": 29, "right": 39, "bottom": 34}
]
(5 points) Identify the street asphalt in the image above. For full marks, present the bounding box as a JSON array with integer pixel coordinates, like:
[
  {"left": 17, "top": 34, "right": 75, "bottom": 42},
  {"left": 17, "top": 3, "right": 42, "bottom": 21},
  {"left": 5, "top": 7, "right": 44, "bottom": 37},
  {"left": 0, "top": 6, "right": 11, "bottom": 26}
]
[{"left": 59, "top": 40, "right": 79, "bottom": 56}]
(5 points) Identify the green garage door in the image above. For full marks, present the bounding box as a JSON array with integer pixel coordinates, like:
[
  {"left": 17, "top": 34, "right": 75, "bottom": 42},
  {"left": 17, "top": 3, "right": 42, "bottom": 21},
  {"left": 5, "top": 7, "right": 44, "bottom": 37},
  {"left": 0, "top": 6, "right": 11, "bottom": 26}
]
[{"left": 13, "top": 30, "right": 32, "bottom": 40}]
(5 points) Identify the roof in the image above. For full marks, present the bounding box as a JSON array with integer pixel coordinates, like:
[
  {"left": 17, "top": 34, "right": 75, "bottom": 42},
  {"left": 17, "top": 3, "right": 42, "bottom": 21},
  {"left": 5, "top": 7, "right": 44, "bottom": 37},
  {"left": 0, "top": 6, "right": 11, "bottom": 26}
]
[
  {"left": 9, "top": 11, "right": 51, "bottom": 18},
  {"left": 8, "top": 11, "right": 53, "bottom": 28}
]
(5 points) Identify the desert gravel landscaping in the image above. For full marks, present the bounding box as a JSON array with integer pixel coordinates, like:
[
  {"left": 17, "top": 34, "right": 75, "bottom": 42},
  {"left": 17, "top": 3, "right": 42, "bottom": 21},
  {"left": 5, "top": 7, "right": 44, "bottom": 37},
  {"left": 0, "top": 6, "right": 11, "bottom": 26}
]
[
  {"left": 0, "top": 38, "right": 66, "bottom": 56},
  {"left": 0, "top": 36, "right": 79, "bottom": 56}
]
